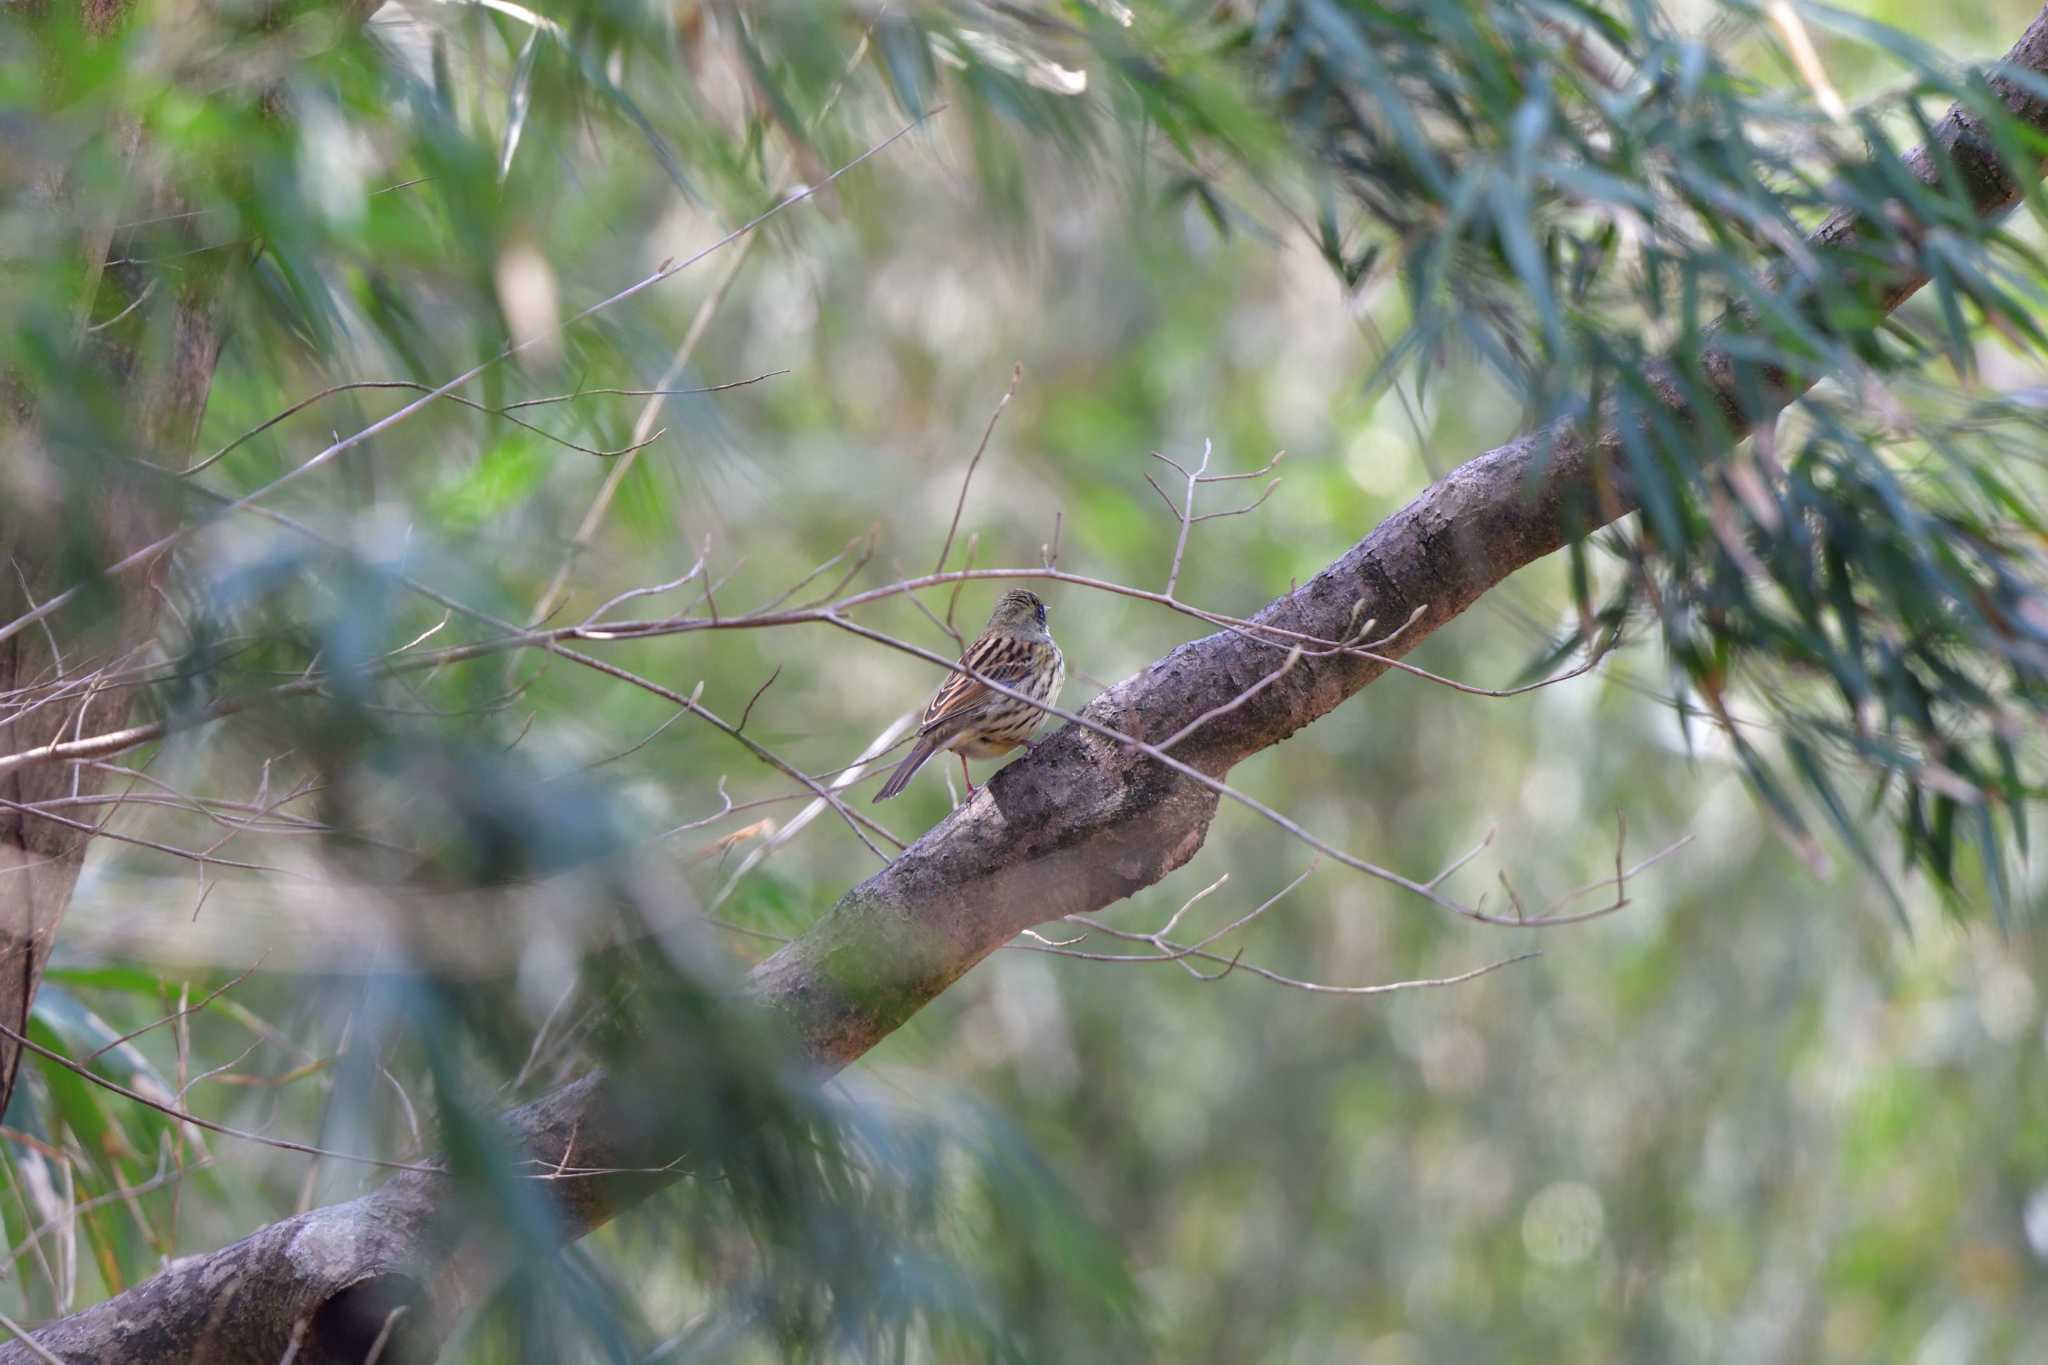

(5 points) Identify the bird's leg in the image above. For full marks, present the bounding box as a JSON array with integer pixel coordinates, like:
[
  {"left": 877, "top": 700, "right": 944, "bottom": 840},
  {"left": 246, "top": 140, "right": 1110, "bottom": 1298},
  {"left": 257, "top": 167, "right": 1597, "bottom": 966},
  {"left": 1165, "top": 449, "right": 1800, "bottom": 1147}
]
[{"left": 958, "top": 752, "right": 976, "bottom": 795}]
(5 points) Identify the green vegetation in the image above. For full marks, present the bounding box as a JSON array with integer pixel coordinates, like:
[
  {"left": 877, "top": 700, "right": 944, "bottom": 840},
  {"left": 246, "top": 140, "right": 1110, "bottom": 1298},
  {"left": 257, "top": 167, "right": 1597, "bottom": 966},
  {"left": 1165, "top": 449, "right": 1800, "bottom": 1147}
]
[{"left": 3, "top": 0, "right": 2047, "bottom": 1359}]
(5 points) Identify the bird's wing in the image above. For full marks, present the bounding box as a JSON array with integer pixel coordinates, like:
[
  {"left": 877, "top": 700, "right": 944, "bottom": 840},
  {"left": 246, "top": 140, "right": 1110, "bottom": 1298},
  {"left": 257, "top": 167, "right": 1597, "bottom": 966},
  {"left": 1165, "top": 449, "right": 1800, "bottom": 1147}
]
[{"left": 919, "top": 634, "right": 1041, "bottom": 737}]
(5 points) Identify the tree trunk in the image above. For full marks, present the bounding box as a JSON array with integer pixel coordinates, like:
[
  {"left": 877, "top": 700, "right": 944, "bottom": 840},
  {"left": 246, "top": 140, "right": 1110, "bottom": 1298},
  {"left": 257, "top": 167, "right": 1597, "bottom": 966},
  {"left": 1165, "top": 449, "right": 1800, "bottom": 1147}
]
[{"left": 0, "top": 250, "right": 232, "bottom": 1129}]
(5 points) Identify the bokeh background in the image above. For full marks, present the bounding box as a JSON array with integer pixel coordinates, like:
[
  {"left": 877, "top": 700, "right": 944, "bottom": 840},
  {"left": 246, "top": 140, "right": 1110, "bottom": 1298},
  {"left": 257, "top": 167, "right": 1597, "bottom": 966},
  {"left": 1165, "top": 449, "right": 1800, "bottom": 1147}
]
[{"left": 7, "top": 0, "right": 2048, "bottom": 1359}]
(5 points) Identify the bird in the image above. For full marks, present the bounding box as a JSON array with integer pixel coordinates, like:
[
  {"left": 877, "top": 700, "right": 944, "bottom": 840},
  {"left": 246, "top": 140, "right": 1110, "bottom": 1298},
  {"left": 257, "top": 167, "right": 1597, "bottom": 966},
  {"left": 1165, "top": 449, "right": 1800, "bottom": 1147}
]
[{"left": 873, "top": 588, "right": 1065, "bottom": 803}]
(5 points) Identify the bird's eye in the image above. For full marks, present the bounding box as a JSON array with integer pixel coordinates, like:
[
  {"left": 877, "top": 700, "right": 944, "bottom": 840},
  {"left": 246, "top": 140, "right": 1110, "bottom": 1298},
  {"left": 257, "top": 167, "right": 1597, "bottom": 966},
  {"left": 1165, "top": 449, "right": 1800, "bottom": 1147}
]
[{"left": 1035, "top": 602, "right": 1047, "bottom": 625}]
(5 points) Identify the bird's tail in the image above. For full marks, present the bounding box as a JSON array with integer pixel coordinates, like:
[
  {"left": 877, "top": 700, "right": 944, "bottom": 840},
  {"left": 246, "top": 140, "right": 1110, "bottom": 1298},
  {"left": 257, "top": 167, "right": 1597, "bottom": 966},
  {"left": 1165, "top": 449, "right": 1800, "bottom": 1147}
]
[{"left": 873, "top": 736, "right": 939, "bottom": 803}]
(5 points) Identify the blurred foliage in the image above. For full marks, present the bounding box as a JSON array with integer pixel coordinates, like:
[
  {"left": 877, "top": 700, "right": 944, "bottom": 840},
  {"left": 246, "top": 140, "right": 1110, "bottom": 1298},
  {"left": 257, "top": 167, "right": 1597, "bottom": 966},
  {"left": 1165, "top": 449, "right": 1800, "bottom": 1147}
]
[
  {"left": 4, "top": 0, "right": 2048, "bottom": 1360},
  {"left": 1242, "top": 0, "right": 2048, "bottom": 909}
]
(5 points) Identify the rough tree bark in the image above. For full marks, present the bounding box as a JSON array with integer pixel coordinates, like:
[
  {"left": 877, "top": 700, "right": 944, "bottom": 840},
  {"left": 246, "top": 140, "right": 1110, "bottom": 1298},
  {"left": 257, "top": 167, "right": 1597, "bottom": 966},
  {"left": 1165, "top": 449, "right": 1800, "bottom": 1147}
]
[{"left": 9, "top": 5, "right": 2048, "bottom": 1361}]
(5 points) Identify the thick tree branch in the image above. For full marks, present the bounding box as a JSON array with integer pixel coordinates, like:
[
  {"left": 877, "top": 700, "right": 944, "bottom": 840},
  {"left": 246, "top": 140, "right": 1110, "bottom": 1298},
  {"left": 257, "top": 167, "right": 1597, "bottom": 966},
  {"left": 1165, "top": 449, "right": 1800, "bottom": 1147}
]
[{"left": 13, "top": 7, "right": 2048, "bottom": 1360}]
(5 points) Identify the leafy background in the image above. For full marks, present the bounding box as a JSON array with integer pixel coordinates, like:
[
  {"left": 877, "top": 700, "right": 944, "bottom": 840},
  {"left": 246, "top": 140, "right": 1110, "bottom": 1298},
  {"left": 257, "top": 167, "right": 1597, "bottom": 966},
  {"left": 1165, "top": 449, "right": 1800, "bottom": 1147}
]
[{"left": 4, "top": 0, "right": 2048, "bottom": 1359}]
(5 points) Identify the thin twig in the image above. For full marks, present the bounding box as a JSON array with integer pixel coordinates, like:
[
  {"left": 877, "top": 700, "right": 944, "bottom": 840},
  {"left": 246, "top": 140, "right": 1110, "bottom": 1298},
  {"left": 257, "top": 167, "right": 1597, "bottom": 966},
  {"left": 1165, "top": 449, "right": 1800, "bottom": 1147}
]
[
  {"left": 0, "top": 568, "right": 1653, "bottom": 923},
  {"left": 0, "top": 111, "right": 942, "bottom": 654},
  {"left": 0, "top": 1020, "right": 441, "bottom": 1174},
  {"left": 1146, "top": 441, "right": 1287, "bottom": 598},
  {"left": 933, "top": 365, "right": 1022, "bottom": 576},
  {"left": 942, "top": 531, "right": 979, "bottom": 639},
  {"left": 736, "top": 666, "right": 783, "bottom": 734},
  {"left": 520, "top": 31, "right": 887, "bottom": 630},
  {"left": 525, "top": 250, "right": 756, "bottom": 628},
  {"left": 1155, "top": 647, "right": 1303, "bottom": 753},
  {"left": 811, "top": 610, "right": 1681, "bottom": 927},
  {"left": 3, "top": 559, "right": 1607, "bottom": 753},
  {"left": 360, "top": 1306, "right": 410, "bottom": 1365},
  {"left": 87, "top": 960, "right": 266, "bottom": 1062},
  {"left": 5, "top": 1158, "right": 215, "bottom": 1274},
  {"left": 0, "top": 1307, "right": 66, "bottom": 1365},
  {"left": 496, "top": 372, "right": 785, "bottom": 410},
  {"left": 707, "top": 714, "right": 915, "bottom": 912},
  {"left": 180, "top": 376, "right": 725, "bottom": 477},
  {"left": 752, "top": 533, "right": 867, "bottom": 617},
  {"left": 578, "top": 557, "right": 708, "bottom": 628},
  {"left": 1160, "top": 439, "right": 1209, "bottom": 598}
]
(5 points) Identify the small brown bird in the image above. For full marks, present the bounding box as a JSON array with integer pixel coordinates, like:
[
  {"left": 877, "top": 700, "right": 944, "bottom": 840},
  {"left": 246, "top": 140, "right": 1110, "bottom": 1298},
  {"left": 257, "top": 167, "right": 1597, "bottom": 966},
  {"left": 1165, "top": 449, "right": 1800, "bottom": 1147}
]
[{"left": 873, "top": 589, "right": 1065, "bottom": 803}]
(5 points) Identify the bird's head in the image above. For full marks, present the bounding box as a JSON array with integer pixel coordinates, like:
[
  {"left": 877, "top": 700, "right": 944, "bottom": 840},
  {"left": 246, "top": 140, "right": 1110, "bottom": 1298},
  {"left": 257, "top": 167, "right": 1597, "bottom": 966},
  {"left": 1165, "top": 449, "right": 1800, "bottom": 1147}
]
[{"left": 988, "top": 588, "right": 1049, "bottom": 635}]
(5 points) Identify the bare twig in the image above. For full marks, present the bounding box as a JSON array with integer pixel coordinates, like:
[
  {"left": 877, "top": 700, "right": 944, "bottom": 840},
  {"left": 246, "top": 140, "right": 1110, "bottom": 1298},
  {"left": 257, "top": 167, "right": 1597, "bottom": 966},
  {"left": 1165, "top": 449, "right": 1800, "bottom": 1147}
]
[
  {"left": 6, "top": 1159, "right": 215, "bottom": 1275},
  {"left": 578, "top": 557, "right": 708, "bottom": 629},
  {"left": 1147, "top": 442, "right": 1286, "bottom": 598},
  {"left": 0, "top": 1309, "right": 66, "bottom": 1365},
  {"left": 86, "top": 960, "right": 266, "bottom": 1062},
  {"left": 178, "top": 375, "right": 729, "bottom": 477},
  {"left": 735, "top": 666, "right": 783, "bottom": 735},
  {"left": 706, "top": 713, "right": 916, "bottom": 911},
  {"left": 520, "top": 32, "right": 888, "bottom": 631},
  {"left": 1046, "top": 861, "right": 1318, "bottom": 975},
  {"left": 942, "top": 532, "right": 979, "bottom": 639},
  {"left": 1157, "top": 439, "right": 1208, "bottom": 598},
  {"left": 550, "top": 654, "right": 901, "bottom": 862},
  {"left": 1155, "top": 647, "right": 1303, "bottom": 753},
  {"left": 698, "top": 537, "right": 724, "bottom": 624},
  {"left": 0, "top": 111, "right": 941, "bottom": 654},
  {"left": 0, "top": 1021, "right": 440, "bottom": 1175},
  {"left": 0, "top": 557, "right": 1608, "bottom": 746},
  {"left": 105, "top": 482, "right": 901, "bottom": 860},
  {"left": 360, "top": 1306, "right": 410, "bottom": 1365},
  {"left": 509, "top": 979, "right": 580, "bottom": 1095},
  {"left": 496, "top": 373, "right": 786, "bottom": 411},
  {"left": 580, "top": 713, "right": 695, "bottom": 773},
  {"left": 175, "top": 1039, "right": 265, "bottom": 1104},
  {"left": 718, "top": 857, "right": 1529, "bottom": 1001},
  {"left": 933, "top": 365, "right": 1022, "bottom": 577},
  {"left": 753, "top": 532, "right": 872, "bottom": 617},
  {"left": 903, "top": 582, "right": 967, "bottom": 653},
  {"left": 525, "top": 249, "right": 756, "bottom": 629},
  {"left": 0, "top": 567, "right": 1651, "bottom": 924},
  {"left": 0, "top": 796, "right": 310, "bottom": 878},
  {"left": 813, "top": 610, "right": 1682, "bottom": 927}
]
